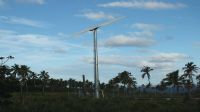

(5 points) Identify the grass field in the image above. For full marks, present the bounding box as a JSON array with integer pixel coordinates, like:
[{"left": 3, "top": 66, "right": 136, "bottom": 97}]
[{"left": 1, "top": 92, "right": 200, "bottom": 112}]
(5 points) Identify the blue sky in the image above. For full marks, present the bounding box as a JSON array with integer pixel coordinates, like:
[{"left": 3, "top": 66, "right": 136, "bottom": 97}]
[{"left": 0, "top": 0, "right": 200, "bottom": 85}]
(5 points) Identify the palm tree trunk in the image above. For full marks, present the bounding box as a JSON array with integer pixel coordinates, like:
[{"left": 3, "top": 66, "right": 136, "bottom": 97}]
[
  {"left": 25, "top": 81, "right": 28, "bottom": 95},
  {"left": 34, "top": 80, "right": 36, "bottom": 88},
  {"left": 188, "top": 84, "right": 191, "bottom": 99},
  {"left": 188, "top": 76, "right": 192, "bottom": 99},
  {"left": 176, "top": 85, "right": 179, "bottom": 94},
  {"left": 124, "top": 84, "right": 126, "bottom": 96},
  {"left": 112, "top": 88, "right": 114, "bottom": 97},
  {"left": 42, "top": 85, "right": 45, "bottom": 95},
  {"left": 20, "top": 85, "right": 24, "bottom": 104},
  {"left": 148, "top": 79, "right": 151, "bottom": 86},
  {"left": 20, "top": 85, "right": 23, "bottom": 97}
]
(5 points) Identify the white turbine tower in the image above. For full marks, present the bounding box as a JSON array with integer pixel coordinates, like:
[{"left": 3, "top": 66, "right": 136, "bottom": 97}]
[{"left": 77, "top": 17, "right": 124, "bottom": 98}]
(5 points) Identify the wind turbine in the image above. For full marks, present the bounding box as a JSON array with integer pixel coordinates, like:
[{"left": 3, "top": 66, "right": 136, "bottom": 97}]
[{"left": 77, "top": 17, "right": 124, "bottom": 98}]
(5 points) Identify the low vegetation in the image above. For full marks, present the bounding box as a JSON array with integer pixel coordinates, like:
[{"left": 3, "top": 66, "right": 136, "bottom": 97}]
[{"left": 0, "top": 92, "right": 199, "bottom": 112}]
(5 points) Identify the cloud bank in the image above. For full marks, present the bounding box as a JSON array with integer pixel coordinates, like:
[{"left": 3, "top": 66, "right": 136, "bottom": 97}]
[
  {"left": 77, "top": 11, "right": 115, "bottom": 20},
  {"left": 16, "top": 0, "right": 45, "bottom": 5},
  {"left": 99, "top": 1, "right": 187, "bottom": 10},
  {"left": 102, "top": 23, "right": 161, "bottom": 48},
  {"left": 102, "top": 35, "right": 155, "bottom": 47},
  {"left": 0, "top": 16, "right": 45, "bottom": 28}
]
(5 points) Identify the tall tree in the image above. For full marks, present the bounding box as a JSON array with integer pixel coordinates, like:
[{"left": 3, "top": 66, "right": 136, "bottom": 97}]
[
  {"left": 29, "top": 72, "right": 38, "bottom": 88},
  {"left": 196, "top": 74, "right": 200, "bottom": 88},
  {"left": 0, "top": 65, "right": 12, "bottom": 106},
  {"left": 162, "top": 70, "right": 180, "bottom": 93},
  {"left": 19, "top": 65, "right": 31, "bottom": 95},
  {"left": 182, "top": 62, "right": 199, "bottom": 98},
  {"left": 119, "top": 71, "right": 131, "bottom": 95},
  {"left": 141, "top": 66, "right": 153, "bottom": 86},
  {"left": 117, "top": 71, "right": 136, "bottom": 96},
  {"left": 11, "top": 64, "right": 20, "bottom": 79},
  {"left": 118, "top": 71, "right": 131, "bottom": 86},
  {"left": 127, "top": 76, "right": 137, "bottom": 89},
  {"left": 39, "top": 70, "right": 49, "bottom": 95},
  {"left": 0, "top": 65, "right": 11, "bottom": 80},
  {"left": 68, "top": 78, "right": 76, "bottom": 90},
  {"left": 107, "top": 79, "right": 119, "bottom": 97}
]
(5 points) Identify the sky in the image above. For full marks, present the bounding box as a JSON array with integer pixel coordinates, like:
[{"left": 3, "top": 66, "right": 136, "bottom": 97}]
[{"left": 0, "top": 0, "right": 200, "bottom": 85}]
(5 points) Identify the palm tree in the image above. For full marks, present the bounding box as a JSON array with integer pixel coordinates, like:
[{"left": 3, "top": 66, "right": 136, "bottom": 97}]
[
  {"left": 182, "top": 62, "right": 199, "bottom": 98},
  {"left": 0, "top": 65, "right": 12, "bottom": 104},
  {"left": 29, "top": 72, "right": 38, "bottom": 88},
  {"left": 119, "top": 71, "right": 130, "bottom": 95},
  {"left": 119, "top": 71, "right": 131, "bottom": 85},
  {"left": 118, "top": 71, "right": 136, "bottom": 96},
  {"left": 107, "top": 79, "right": 119, "bottom": 97},
  {"left": 11, "top": 64, "right": 23, "bottom": 96},
  {"left": 39, "top": 70, "right": 50, "bottom": 95},
  {"left": 68, "top": 78, "right": 76, "bottom": 93},
  {"left": 11, "top": 64, "right": 20, "bottom": 79},
  {"left": 127, "top": 76, "right": 137, "bottom": 89},
  {"left": 19, "top": 65, "right": 31, "bottom": 95},
  {"left": 162, "top": 70, "right": 180, "bottom": 94},
  {"left": 0, "top": 65, "right": 11, "bottom": 79},
  {"left": 196, "top": 75, "right": 200, "bottom": 88},
  {"left": 141, "top": 66, "right": 153, "bottom": 86}
]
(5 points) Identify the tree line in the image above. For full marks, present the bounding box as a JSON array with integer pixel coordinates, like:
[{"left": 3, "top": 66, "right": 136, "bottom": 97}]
[{"left": 0, "top": 55, "right": 200, "bottom": 105}]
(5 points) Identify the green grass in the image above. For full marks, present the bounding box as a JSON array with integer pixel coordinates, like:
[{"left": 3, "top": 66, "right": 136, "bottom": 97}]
[{"left": 1, "top": 92, "right": 200, "bottom": 112}]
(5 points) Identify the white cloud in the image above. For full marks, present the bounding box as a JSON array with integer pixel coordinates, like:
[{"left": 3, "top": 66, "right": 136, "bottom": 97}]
[
  {"left": 99, "top": 1, "right": 186, "bottom": 10},
  {"left": 18, "top": 34, "right": 52, "bottom": 45},
  {"left": 143, "top": 53, "right": 188, "bottom": 70},
  {"left": 77, "top": 11, "right": 114, "bottom": 20},
  {"left": 102, "top": 23, "right": 164, "bottom": 48},
  {"left": 0, "top": 16, "right": 45, "bottom": 28},
  {"left": 83, "top": 55, "right": 133, "bottom": 67},
  {"left": 132, "top": 23, "right": 161, "bottom": 31},
  {"left": 0, "top": 29, "right": 74, "bottom": 54},
  {"left": 16, "top": 0, "right": 45, "bottom": 5},
  {"left": 103, "top": 35, "right": 155, "bottom": 47},
  {"left": 135, "top": 53, "right": 188, "bottom": 71},
  {"left": 149, "top": 53, "right": 187, "bottom": 63},
  {"left": 0, "top": 29, "right": 16, "bottom": 36}
]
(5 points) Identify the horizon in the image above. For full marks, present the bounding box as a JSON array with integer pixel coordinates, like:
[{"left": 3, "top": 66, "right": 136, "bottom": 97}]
[{"left": 0, "top": 0, "right": 200, "bottom": 85}]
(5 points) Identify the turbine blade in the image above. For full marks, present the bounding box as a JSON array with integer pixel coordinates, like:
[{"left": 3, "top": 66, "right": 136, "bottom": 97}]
[
  {"left": 99, "top": 16, "right": 125, "bottom": 28},
  {"left": 75, "top": 16, "right": 125, "bottom": 36}
]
